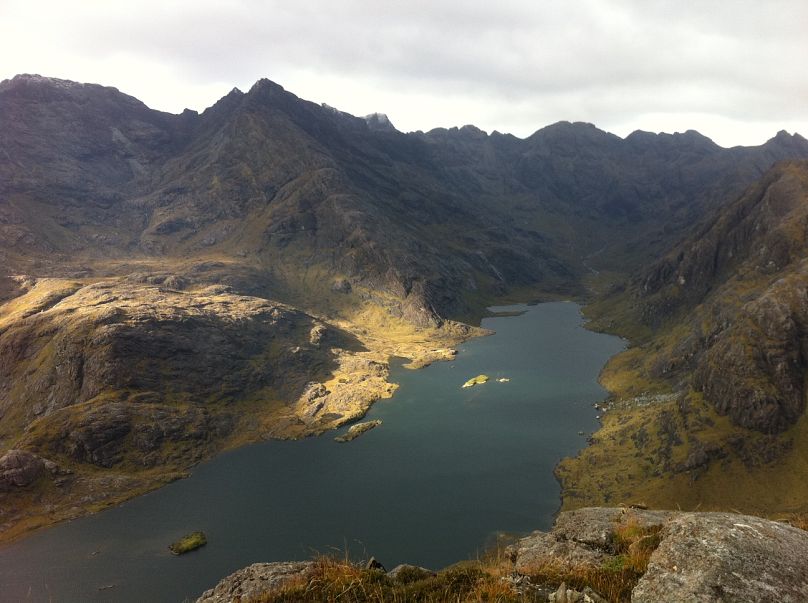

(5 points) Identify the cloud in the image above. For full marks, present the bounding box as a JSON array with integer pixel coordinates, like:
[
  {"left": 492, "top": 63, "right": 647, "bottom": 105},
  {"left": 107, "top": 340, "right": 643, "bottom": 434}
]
[{"left": 2, "top": 0, "right": 807, "bottom": 146}]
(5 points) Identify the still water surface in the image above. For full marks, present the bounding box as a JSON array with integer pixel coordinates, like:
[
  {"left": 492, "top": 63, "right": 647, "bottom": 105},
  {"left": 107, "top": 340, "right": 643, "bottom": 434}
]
[{"left": 0, "top": 302, "right": 623, "bottom": 602}]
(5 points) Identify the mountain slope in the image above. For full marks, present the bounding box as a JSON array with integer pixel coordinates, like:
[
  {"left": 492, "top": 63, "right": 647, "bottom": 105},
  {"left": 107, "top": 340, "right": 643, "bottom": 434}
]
[
  {"left": 605, "top": 160, "right": 808, "bottom": 433},
  {"left": 562, "top": 160, "right": 808, "bottom": 514}
]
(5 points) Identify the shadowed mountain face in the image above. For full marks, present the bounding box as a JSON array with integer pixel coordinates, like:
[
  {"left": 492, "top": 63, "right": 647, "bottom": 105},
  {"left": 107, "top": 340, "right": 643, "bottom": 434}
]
[
  {"left": 611, "top": 161, "right": 808, "bottom": 434},
  {"left": 556, "top": 161, "right": 808, "bottom": 516},
  {"left": 3, "top": 74, "right": 808, "bottom": 322}
]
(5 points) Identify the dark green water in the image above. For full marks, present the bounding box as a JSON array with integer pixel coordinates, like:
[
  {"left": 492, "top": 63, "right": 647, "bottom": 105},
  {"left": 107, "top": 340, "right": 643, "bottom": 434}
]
[{"left": 0, "top": 302, "right": 623, "bottom": 602}]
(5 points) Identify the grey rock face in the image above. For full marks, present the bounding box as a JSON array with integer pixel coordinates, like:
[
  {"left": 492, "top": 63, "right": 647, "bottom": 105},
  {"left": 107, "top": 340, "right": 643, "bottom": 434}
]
[
  {"left": 510, "top": 530, "right": 608, "bottom": 573},
  {"left": 632, "top": 512, "right": 808, "bottom": 603},
  {"left": 196, "top": 561, "right": 315, "bottom": 603},
  {"left": 508, "top": 507, "right": 808, "bottom": 603}
]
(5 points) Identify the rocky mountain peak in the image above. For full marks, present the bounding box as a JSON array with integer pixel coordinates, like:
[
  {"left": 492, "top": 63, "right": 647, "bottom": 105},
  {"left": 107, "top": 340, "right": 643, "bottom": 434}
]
[
  {"left": 0, "top": 73, "right": 86, "bottom": 92},
  {"left": 247, "top": 77, "right": 287, "bottom": 98},
  {"left": 764, "top": 129, "right": 808, "bottom": 152},
  {"left": 0, "top": 73, "right": 148, "bottom": 113},
  {"left": 526, "top": 121, "right": 621, "bottom": 150},
  {"left": 458, "top": 124, "right": 488, "bottom": 138},
  {"left": 362, "top": 112, "right": 396, "bottom": 132}
]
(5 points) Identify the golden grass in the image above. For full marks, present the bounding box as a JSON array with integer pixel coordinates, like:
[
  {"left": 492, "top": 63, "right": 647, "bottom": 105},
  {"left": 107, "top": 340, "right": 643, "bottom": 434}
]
[
  {"left": 559, "top": 388, "right": 808, "bottom": 518},
  {"left": 253, "top": 556, "right": 537, "bottom": 603},
  {"left": 516, "top": 518, "right": 662, "bottom": 603},
  {"left": 787, "top": 514, "right": 808, "bottom": 531}
]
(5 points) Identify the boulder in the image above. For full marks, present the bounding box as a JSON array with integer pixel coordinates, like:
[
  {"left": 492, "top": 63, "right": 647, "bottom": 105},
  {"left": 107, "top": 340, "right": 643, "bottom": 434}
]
[
  {"left": 196, "top": 561, "right": 315, "bottom": 603},
  {"left": 0, "top": 449, "right": 46, "bottom": 489}
]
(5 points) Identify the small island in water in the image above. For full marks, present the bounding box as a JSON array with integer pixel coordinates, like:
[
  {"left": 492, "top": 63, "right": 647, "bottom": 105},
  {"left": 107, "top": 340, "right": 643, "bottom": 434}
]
[
  {"left": 169, "top": 531, "right": 207, "bottom": 555},
  {"left": 334, "top": 420, "right": 383, "bottom": 443},
  {"left": 461, "top": 374, "right": 489, "bottom": 388}
]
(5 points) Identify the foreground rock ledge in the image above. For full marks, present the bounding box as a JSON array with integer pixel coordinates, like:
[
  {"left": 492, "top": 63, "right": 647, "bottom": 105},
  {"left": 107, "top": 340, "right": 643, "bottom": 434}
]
[{"left": 197, "top": 507, "right": 808, "bottom": 603}]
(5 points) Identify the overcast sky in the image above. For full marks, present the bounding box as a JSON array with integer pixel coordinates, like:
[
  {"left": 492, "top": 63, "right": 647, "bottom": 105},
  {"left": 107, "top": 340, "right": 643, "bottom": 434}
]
[{"left": 2, "top": 0, "right": 806, "bottom": 147}]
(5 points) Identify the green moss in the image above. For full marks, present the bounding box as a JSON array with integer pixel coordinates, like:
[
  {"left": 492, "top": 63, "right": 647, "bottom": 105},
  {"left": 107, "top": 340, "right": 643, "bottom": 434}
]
[
  {"left": 601, "top": 555, "right": 627, "bottom": 573},
  {"left": 169, "top": 531, "right": 207, "bottom": 555}
]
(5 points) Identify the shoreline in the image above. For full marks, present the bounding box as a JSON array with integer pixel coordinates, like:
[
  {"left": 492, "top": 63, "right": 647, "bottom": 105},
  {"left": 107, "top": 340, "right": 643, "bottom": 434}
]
[{"left": 0, "top": 308, "right": 482, "bottom": 546}]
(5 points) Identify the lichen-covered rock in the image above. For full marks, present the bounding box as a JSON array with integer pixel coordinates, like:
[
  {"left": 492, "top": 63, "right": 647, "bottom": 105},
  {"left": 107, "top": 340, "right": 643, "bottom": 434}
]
[
  {"left": 196, "top": 561, "right": 315, "bottom": 602},
  {"left": 507, "top": 507, "right": 808, "bottom": 602},
  {"left": 632, "top": 512, "right": 808, "bottom": 603}
]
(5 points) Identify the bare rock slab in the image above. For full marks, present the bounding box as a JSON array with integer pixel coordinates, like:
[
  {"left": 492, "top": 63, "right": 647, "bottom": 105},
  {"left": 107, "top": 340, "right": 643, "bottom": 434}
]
[
  {"left": 196, "top": 561, "right": 314, "bottom": 603},
  {"left": 633, "top": 512, "right": 808, "bottom": 603}
]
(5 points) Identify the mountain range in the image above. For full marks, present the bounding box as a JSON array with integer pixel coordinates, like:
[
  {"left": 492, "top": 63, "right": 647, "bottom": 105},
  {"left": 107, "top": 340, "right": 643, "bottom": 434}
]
[{"left": 2, "top": 73, "right": 808, "bottom": 539}]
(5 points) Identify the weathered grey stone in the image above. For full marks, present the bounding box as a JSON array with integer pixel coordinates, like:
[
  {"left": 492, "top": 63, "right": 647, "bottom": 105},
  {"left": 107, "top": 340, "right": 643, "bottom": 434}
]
[
  {"left": 509, "top": 530, "right": 607, "bottom": 573},
  {"left": 196, "top": 561, "right": 314, "bottom": 603},
  {"left": 554, "top": 507, "right": 673, "bottom": 549},
  {"left": 633, "top": 512, "right": 808, "bottom": 603}
]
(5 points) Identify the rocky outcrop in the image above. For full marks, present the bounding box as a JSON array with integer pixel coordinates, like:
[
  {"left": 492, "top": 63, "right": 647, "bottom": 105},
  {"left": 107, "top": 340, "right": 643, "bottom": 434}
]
[
  {"left": 508, "top": 507, "right": 808, "bottom": 603},
  {"left": 196, "top": 561, "right": 315, "bottom": 603},
  {"left": 334, "top": 419, "right": 382, "bottom": 442},
  {"left": 633, "top": 512, "right": 808, "bottom": 602},
  {"left": 508, "top": 507, "right": 673, "bottom": 573},
  {"left": 0, "top": 449, "right": 54, "bottom": 490},
  {"left": 0, "top": 280, "right": 340, "bottom": 442}
]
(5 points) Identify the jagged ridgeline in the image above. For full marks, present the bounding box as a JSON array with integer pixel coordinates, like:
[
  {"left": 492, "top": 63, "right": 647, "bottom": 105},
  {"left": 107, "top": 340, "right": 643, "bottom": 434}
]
[{"left": 3, "top": 73, "right": 808, "bottom": 539}]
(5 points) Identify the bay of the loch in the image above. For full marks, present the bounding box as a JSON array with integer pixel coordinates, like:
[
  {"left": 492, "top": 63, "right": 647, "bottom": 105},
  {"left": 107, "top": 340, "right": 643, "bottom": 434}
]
[{"left": 0, "top": 302, "right": 624, "bottom": 602}]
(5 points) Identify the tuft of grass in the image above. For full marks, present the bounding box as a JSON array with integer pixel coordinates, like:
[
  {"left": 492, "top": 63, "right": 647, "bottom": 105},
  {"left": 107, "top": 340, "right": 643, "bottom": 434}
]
[
  {"left": 786, "top": 514, "right": 808, "bottom": 531},
  {"left": 521, "top": 558, "right": 636, "bottom": 602},
  {"left": 612, "top": 519, "right": 663, "bottom": 573},
  {"left": 252, "top": 529, "right": 664, "bottom": 603}
]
